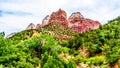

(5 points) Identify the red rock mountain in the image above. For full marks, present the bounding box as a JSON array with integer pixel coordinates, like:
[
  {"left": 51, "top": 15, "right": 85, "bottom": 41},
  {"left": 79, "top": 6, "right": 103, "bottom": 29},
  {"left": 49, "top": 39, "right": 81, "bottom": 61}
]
[
  {"left": 36, "top": 9, "right": 101, "bottom": 33},
  {"left": 26, "top": 23, "right": 35, "bottom": 30}
]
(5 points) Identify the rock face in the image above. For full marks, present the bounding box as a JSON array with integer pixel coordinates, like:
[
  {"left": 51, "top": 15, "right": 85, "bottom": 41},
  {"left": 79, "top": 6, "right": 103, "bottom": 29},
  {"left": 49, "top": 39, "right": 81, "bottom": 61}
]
[
  {"left": 36, "top": 24, "right": 41, "bottom": 29},
  {"left": 6, "top": 32, "right": 16, "bottom": 38},
  {"left": 36, "top": 15, "right": 50, "bottom": 29},
  {"left": 35, "top": 9, "right": 101, "bottom": 33},
  {"left": 26, "top": 23, "right": 35, "bottom": 30},
  {"left": 41, "top": 15, "right": 50, "bottom": 27},
  {"left": 49, "top": 9, "right": 68, "bottom": 26},
  {"left": 68, "top": 12, "right": 101, "bottom": 33},
  {"left": 68, "top": 12, "right": 85, "bottom": 24}
]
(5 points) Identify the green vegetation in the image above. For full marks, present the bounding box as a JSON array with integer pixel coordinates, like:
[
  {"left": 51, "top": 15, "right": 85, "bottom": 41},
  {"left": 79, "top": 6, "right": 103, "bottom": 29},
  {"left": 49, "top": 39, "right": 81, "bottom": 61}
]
[
  {"left": 0, "top": 32, "right": 5, "bottom": 37},
  {"left": 40, "top": 22, "right": 77, "bottom": 36},
  {"left": 0, "top": 17, "right": 120, "bottom": 67},
  {"left": 66, "top": 16, "right": 120, "bottom": 67}
]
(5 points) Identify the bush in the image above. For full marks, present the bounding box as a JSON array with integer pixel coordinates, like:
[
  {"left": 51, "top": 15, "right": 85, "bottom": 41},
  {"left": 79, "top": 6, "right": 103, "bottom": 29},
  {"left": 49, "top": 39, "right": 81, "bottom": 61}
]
[{"left": 86, "top": 56, "right": 105, "bottom": 65}]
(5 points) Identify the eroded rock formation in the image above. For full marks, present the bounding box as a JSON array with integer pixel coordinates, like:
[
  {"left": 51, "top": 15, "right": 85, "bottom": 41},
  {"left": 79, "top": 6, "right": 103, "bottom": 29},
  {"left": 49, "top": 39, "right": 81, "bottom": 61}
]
[
  {"left": 49, "top": 9, "right": 68, "bottom": 26},
  {"left": 26, "top": 23, "right": 35, "bottom": 30},
  {"left": 68, "top": 12, "right": 100, "bottom": 33},
  {"left": 32, "top": 9, "right": 101, "bottom": 33}
]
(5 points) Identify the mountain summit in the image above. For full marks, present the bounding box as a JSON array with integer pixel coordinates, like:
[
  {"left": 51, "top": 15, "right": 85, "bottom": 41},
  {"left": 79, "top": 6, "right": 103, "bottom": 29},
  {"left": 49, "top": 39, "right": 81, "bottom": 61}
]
[{"left": 35, "top": 9, "right": 101, "bottom": 33}]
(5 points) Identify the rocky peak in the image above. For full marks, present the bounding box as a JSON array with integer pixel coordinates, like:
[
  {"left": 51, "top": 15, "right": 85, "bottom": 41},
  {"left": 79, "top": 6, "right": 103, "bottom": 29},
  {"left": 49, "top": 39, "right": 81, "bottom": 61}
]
[
  {"left": 26, "top": 23, "right": 35, "bottom": 30},
  {"left": 42, "top": 15, "right": 50, "bottom": 23},
  {"left": 49, "top": 8, "right": 68, "bottom": 26},
  {"left": 41, "top": 15, "right": 50, "bottom": 27},
  {"left": 36, "top": 24, "right": 41, "bottom": 29},
  {"left": 68, "top": 12, "right": 101, "bottom": 32},
  {"left": 34, "top": 9, "right": 101, "bottom": 33},
  {"left": 68, "top": 12, "right": 85, "bottom": 23},
  {"left": 68, "top": 12, "right": 85, "bottom": 28},
  {"left": 36, "top": 15, "right": 50, "bottom": 28}
]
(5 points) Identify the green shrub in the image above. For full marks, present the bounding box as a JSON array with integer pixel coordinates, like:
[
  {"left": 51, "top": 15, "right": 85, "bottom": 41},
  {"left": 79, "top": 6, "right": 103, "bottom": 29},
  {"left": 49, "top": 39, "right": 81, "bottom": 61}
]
[{"left": 86, "top": 56, "right": 105, "bottom": 65}]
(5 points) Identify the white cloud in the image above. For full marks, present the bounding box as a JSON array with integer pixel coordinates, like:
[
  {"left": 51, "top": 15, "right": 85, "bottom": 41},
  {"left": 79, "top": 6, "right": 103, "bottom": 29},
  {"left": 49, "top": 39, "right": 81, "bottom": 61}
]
[
  {"left": 0, "top": 0, "right": 120, "bottom": 35},
  {"left": 0, "top": 15, "right": 40, "bottom": 35}
]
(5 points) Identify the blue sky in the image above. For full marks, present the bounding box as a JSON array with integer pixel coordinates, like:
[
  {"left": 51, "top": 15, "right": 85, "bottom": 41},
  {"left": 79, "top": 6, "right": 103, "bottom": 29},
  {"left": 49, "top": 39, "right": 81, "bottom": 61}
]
[{"left": 0, "top": 0, "right": 120, "bottom": 35}]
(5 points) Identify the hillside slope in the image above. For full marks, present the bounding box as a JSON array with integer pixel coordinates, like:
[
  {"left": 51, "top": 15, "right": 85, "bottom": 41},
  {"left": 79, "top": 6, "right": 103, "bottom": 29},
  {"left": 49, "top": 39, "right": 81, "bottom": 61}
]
[
  {"left": 1, "top": 16, "right": 120, "bottom": 68},
  {"left": 67, "top": 16, "right": 120, "bottom": 67}
]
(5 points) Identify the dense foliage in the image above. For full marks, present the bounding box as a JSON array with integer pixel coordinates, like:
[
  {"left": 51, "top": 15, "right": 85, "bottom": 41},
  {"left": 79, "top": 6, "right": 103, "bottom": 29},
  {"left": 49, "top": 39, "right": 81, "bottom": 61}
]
[
  {"left": 0, "top": 17, "right": 120, "bottom": 68},
  {"left": 65, "top": 16, "right": 120, "bottom": 67},
  {"left": 0, "top": 33, "right": 76, "bottom": 68}
]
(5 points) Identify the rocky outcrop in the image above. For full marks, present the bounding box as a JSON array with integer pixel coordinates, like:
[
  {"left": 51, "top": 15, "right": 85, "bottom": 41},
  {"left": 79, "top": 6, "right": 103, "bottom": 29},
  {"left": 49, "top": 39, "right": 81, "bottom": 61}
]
[
  {"left": 6, "top": 32, "right": 16, "bottom": 38},
  {"left": 49, "top": 9, "right": 68, "bottom": 26},
  {"left": 41, "top": 15, "right": 50, "bottom": 27},
  {"left": 68, "top": 12, "right": 85, "bottom": 24},
  {"left": 35, "top": 9, "right": 101, "bottom": 33},
  {"left": 36, "top": 24, "right": 41, "bottom": 29},
  {"left": 26, "top": 23, "right": 35, "bottom": 30},
  {"left": 36, "top": 9, "right": 68, "bottom": 28},
  {"left": 36, "top": 15, "right": 50, "bottom": 29},
  {"left": 68, "top": 12, "right": 101, "bottom": 33}
]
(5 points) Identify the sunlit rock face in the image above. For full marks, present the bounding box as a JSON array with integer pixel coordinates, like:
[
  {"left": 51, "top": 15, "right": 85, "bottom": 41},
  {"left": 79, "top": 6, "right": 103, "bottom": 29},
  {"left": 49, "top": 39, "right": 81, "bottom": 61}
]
[
  {"left": 49, "top": 9, "right": 68, "bottom": 26},
  {"left": 68, "top": 12, "right": 85, "bottom": 24},
  {"left": 35, "top": 9, "right": 101, "bottom": 33},
  {"left": 68, "top": 12, "right": 101, "bottom": 33},
  {"left": 26, "top": 23, "right": 35, "bottom": 30},
  {"left": 37, "top": 9, "right": 68, "bottom": 28}
]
